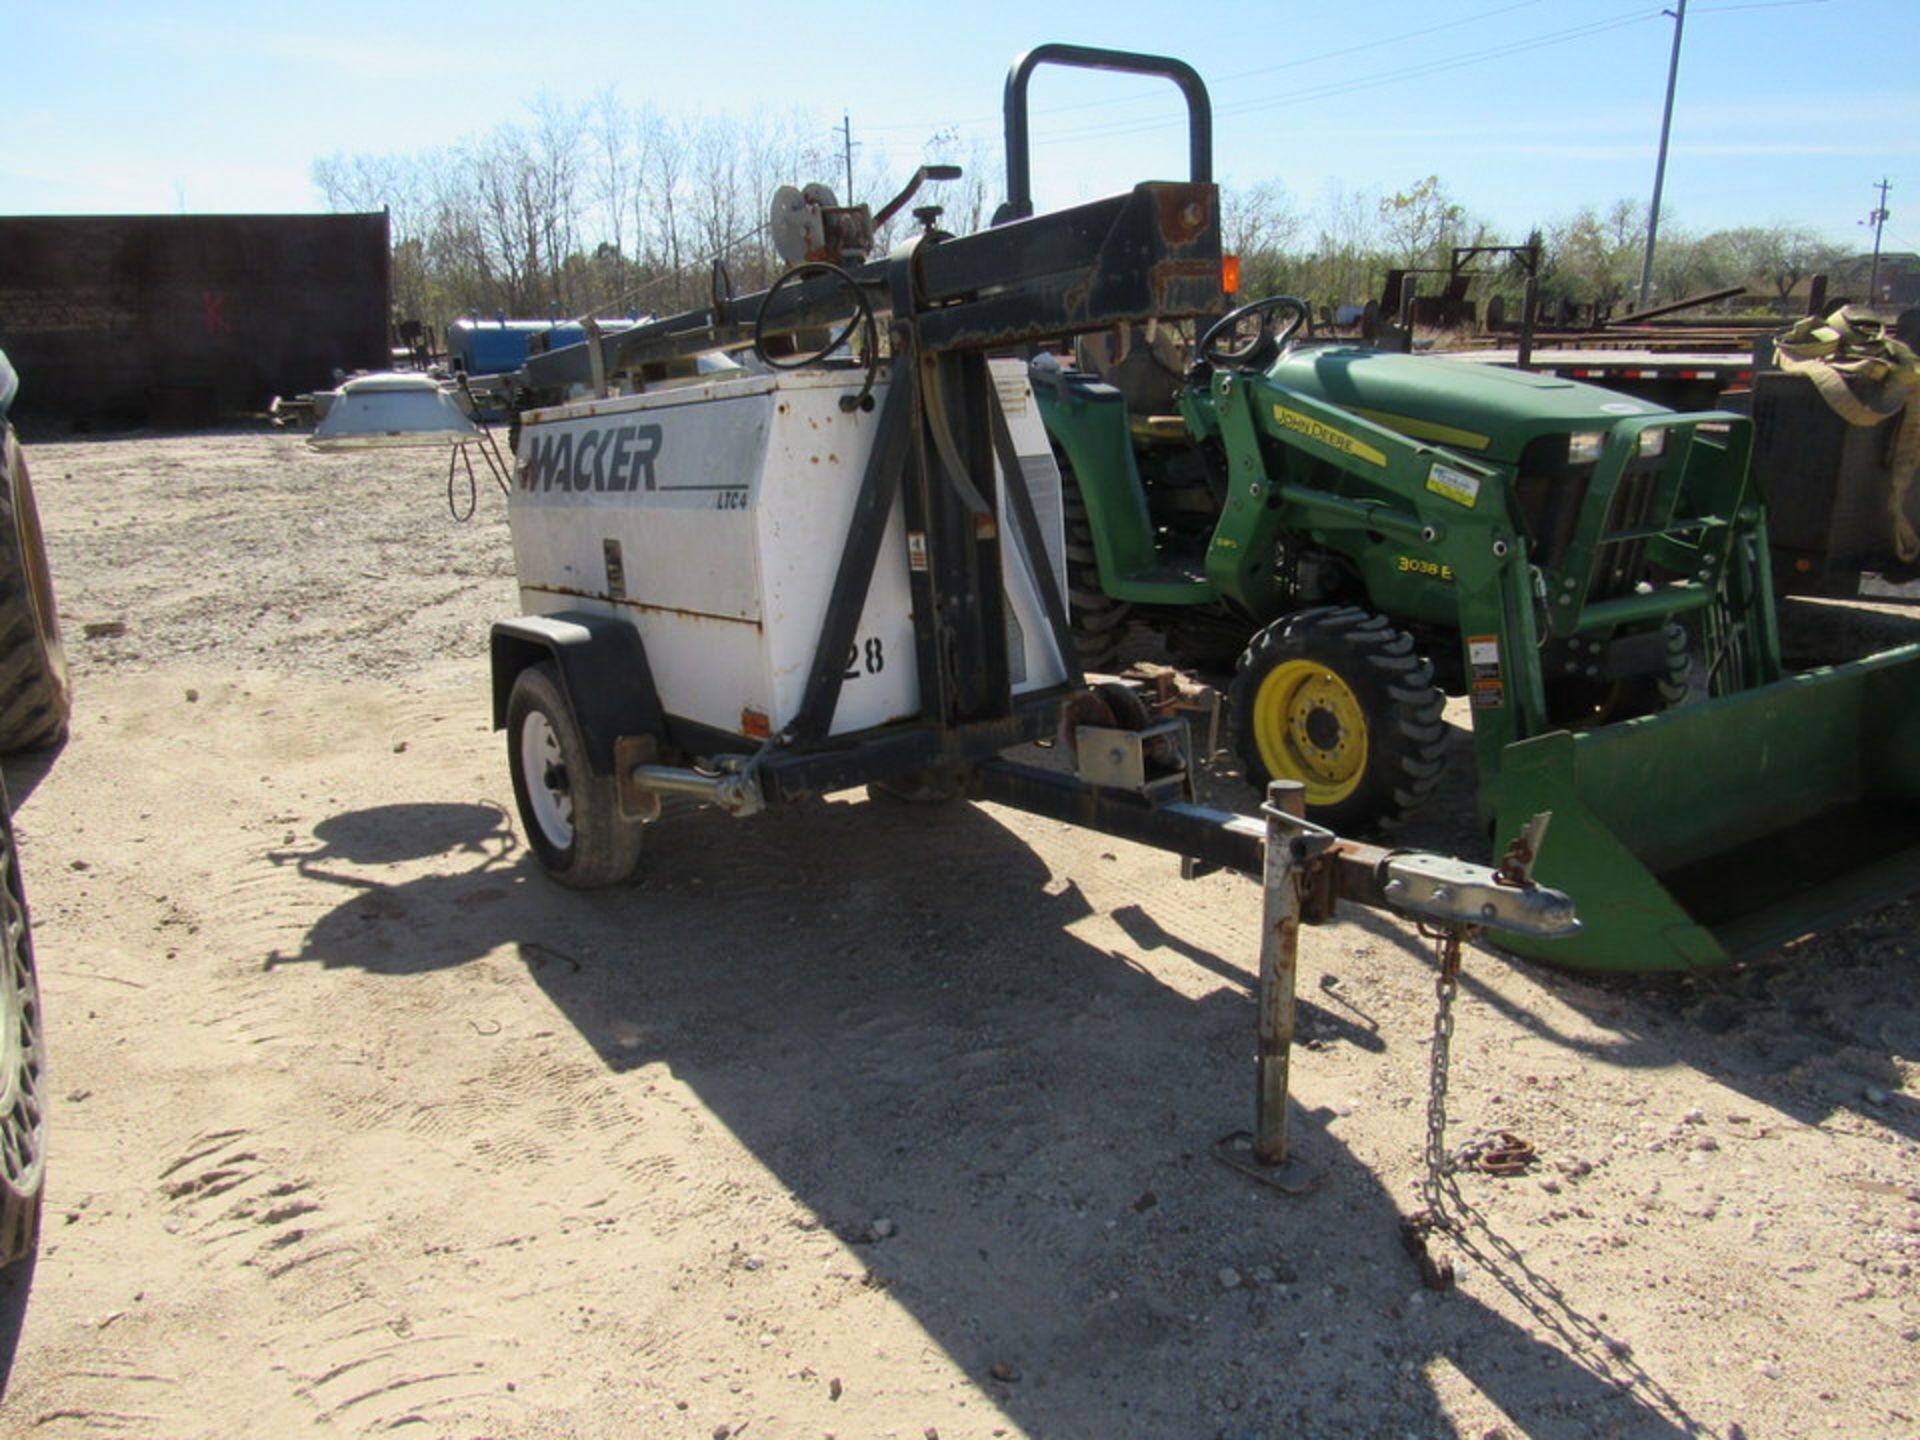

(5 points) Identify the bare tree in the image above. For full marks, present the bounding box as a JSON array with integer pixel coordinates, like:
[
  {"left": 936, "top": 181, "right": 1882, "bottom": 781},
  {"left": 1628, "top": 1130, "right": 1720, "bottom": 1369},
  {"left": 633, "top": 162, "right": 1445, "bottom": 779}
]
[
  {"left": 1378, "top": 174, "right": 1467, "bottom": 269},
  {"left": 590, "top": 86, "right": 633, "bottom": 262},
  {"left": 919, "top": 128, "right": 998, "bottom": 237},
  {"left": 1222, "top": 179, "right": 1302, "bottom": 297},
  {"left": 527, "top": 95, "right": 586, "bottom": 307},
  {"left": 1311, "top": 180, "right": 1384, "bottom": 307}
]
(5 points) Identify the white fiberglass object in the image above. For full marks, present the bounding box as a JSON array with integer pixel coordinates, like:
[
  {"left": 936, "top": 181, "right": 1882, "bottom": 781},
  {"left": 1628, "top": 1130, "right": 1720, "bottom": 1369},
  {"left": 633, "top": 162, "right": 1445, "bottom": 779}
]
[
  {"left": 308, "top": 372, "right": 478, "bottom": 450},
  {"left": 508, "top": 359, "right": 1070, "bottom": 741}
]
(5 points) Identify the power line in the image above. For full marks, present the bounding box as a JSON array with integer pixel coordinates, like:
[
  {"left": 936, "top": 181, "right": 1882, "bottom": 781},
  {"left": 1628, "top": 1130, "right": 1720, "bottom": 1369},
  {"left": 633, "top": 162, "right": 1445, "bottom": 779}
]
[
  {"left": 1019, "top": 0, "right": 1556, "bottom": 120},
  {"left": 1037, "top": 7, "right": 1665, "bottom": 147},
  {"left": 1212, "top": 0, "right": 1547, "bottom": 84},
  {"left": 853, "top": 0, "right": 1554, "bottom": 137},
  {"left": 849, "top": 0, "right": 1840, "bottom": 214},
  {"left": 1692, "top": 0, "right": 1829, "bottom": 12}
]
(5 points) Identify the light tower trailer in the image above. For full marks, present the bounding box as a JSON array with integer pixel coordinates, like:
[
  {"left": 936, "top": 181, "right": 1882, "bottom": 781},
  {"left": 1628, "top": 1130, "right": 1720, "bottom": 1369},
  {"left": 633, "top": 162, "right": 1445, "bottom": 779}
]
[{"left": 481, "top": 46, "right": 1577, "bottom": 1169}]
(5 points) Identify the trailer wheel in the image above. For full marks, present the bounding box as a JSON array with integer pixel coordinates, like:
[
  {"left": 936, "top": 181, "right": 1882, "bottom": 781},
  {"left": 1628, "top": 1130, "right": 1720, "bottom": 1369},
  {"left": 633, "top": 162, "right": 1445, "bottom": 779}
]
[
  {"left": 1229, "top": 606, "right": 1447, "bottom": 834},
  {"left": 1059, "top": 456, "right": 1133, "bottom": 671},
  {"left": 0, "top": 780, "right": 46, "bottom": 1267},
  {"left": 0, "top": 426, "right": 70, "bottom": 755},
  {"left": 507, "top": 663, "right": 644, "bottom": 888}
]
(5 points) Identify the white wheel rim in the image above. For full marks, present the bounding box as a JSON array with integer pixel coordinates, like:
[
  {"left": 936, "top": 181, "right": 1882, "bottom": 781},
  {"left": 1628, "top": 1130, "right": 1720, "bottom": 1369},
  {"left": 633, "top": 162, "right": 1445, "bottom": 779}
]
[{"left": 518, "top": 709, "right": 574, "bottom": 850}]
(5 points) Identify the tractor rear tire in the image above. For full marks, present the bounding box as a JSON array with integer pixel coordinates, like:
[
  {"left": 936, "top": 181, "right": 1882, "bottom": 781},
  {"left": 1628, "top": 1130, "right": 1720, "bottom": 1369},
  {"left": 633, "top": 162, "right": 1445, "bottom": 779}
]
[
  {"left": 507, "top": 663, "right": 644, "bottom": 888},
  {"left": 0, "top": 427, "right": 70, "bottom": 755},
  {"left": 1058, "top": 456, "right": 1132, "bottom": 672},
  {"left": 1229, "top": 606, "right": 1447, "bottom": 835},
  {"left": 0, "top": 779, "right": 46, "bottom": 1267}
]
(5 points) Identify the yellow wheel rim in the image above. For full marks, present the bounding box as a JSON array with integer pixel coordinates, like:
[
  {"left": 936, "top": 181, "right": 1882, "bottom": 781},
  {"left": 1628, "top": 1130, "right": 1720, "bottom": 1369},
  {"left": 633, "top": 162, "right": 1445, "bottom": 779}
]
[{"left": 1249, "top": 658, "right": 1369, "bottom": 805}]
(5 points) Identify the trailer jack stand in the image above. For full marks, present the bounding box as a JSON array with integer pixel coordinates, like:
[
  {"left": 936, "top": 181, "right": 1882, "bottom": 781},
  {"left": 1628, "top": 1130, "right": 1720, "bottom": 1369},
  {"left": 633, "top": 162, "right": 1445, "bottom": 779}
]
[
  {"left": 1214, "top": 782, "right": 1577, "bottom": 1202},
  {"left": 1212, "top": 778, "right": 1330, "bottom": 1193}
]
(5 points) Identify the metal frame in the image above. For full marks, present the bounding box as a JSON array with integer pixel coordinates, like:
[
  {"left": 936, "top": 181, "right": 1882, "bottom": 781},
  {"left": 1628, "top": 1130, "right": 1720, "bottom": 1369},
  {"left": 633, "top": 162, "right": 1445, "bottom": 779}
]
[{"left": 996, "top": 45, "right": 1213, "bottom": 224}]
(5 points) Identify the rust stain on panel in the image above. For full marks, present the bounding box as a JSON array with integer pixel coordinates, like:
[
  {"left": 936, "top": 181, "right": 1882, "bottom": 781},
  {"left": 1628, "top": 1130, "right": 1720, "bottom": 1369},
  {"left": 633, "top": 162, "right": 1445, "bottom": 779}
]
[{"left": 522, "top": 584, "right": 763, "bottom": 631}]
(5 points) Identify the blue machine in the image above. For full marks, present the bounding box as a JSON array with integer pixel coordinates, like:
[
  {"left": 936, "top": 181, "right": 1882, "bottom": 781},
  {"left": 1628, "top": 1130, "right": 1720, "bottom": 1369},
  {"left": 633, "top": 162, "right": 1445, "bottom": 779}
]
[{"left": 447, "top": 317, "right": 645, "bottom": 377}]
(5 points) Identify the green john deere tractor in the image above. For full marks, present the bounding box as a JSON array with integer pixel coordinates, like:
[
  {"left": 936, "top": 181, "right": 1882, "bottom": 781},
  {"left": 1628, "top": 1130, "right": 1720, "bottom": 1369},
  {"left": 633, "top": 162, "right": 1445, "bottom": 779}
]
[{"left": 1036, "top": 295, "right": 1920, "bottom": 973}]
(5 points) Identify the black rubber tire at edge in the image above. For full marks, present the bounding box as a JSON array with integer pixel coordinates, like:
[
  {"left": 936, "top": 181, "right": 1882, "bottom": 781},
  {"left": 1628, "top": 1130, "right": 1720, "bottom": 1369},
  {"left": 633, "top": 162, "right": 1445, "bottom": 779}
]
[
  {"left": 1058, "top": 454, "right": 1133, "bottom": 672},
  {"left": 0, "top": 777, "right": 46, "bottom": 1268},
  {"left": 0, "top": 426, "right": 71, "bottom": 755}
]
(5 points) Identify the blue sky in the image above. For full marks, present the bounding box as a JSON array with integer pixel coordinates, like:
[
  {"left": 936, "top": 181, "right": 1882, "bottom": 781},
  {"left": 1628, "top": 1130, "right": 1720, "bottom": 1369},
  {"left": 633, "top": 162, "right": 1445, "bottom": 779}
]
[{"left": 6, "top": 0, "right": 1915, "bottom": 252}]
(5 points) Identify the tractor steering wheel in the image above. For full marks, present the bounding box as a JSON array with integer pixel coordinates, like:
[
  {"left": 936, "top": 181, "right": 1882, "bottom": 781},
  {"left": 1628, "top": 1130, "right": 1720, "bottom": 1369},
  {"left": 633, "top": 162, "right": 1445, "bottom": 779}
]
[{"left": 1191, "top": 295, "right": 1309, "bottom": 379}]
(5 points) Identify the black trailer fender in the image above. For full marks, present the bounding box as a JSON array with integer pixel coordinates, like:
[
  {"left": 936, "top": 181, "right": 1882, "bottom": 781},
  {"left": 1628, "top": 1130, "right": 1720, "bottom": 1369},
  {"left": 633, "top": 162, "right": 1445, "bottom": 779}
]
[{"left": 489, "top": 614, "right": 665, "bottom": 776}]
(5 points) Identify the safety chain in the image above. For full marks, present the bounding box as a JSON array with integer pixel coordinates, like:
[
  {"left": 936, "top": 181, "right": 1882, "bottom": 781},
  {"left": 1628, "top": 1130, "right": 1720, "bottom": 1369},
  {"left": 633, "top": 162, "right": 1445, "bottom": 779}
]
[
  {"left": 1420, "top": 922, "right": 1465, "bottom": 1223},
  {"left": 1400, "top": 922, "right": 1467, "bottom": 1290}
]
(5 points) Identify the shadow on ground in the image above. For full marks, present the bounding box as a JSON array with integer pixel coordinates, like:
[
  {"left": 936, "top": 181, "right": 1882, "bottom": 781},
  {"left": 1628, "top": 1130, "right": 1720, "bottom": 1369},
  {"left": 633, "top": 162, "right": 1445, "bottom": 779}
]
[
  {"left": 0, "top": 1249, "right": 36, "bottom": 1404},
  {"left": 272, "top": 791, "right": 1713, "bottom": 1438}
]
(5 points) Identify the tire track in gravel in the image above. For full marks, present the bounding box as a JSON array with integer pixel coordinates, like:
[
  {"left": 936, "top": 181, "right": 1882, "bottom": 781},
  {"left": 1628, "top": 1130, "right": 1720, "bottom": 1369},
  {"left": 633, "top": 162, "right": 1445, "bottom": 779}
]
[
  {"left": 29, "top": 1361, "right": 179, "bottom": 1437},
  {"left": 150, "top": 1126, "right": 511, "bottom": 1436}
]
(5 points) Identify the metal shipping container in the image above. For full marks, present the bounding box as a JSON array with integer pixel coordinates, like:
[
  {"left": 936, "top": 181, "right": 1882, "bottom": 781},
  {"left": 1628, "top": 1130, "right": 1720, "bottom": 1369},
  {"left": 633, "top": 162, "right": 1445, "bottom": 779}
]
[{"left": 0, "top": 213, "right": 390, "bottom": 427}]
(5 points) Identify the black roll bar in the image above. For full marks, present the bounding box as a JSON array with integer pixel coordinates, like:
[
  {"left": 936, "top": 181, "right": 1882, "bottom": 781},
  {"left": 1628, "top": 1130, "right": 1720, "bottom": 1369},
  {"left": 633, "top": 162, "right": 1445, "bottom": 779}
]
[{"left": 997, "top": 44, "right": 1213, "bottom": 224}]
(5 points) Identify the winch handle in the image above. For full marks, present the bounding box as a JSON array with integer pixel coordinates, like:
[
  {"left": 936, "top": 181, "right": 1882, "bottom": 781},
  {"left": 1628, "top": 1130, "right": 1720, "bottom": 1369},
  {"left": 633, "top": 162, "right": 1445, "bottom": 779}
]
[
  {"left": 872, "top": 164, "right": 964, "bottom": 232},
  {"left": 995, "top": 44, "right": 1212, "bottom": 224}
]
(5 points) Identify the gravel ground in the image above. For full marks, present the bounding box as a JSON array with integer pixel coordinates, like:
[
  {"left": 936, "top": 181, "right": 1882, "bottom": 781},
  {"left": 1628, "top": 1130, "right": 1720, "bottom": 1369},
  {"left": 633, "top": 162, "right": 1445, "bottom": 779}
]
[{"left": 0, "top": 426, "right": 1914, "bottom": 1440}]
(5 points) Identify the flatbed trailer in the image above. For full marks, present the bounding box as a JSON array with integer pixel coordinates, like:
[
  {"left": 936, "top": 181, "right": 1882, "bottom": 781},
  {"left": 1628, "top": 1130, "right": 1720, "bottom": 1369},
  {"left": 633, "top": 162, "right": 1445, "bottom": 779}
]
[{"left": 1437, "top": 345, "right": 1754, "bottom": 414}]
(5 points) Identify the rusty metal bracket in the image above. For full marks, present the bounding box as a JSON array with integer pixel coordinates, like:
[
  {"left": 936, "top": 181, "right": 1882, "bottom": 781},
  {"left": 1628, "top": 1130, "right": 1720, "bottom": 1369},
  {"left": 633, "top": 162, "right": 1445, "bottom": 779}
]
[{"left": 613, "top": 734, "right": 663, "bottom": 822}]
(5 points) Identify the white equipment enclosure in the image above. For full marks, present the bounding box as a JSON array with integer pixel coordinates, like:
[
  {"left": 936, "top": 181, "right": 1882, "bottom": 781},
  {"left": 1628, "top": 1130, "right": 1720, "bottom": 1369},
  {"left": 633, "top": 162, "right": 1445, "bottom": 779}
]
[{"left": 510, "top": 363, "right": 1068, "bottom": 744}]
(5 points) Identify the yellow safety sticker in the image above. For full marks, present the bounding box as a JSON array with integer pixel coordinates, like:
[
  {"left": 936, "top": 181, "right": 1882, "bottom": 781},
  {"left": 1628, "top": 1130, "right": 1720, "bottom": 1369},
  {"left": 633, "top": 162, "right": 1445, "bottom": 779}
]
[
  {"left": 1271, "top": 404, "right": 1388, "bottom": 467},
  {"left": 1426, "top": 461, "right": 1482, "bottom": 508}
]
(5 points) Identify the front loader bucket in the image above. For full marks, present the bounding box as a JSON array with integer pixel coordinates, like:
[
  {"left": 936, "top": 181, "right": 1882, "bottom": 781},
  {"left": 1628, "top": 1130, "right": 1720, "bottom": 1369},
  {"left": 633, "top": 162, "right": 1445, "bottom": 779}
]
[{"left": 1490, "top": 643, "right": 1920, "bottom": 973}]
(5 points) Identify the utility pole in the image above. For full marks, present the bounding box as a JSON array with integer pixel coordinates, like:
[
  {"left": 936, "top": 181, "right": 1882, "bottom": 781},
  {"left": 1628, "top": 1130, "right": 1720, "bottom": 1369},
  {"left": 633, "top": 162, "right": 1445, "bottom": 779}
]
[
  {"left": 1865, "top": 177, "right": 1892, "bottom": 305},
  {"left": 834, "top": 112, "right": 859, "bottom": 202},
  {"left": 1637, "top": 0, "right": 1688, "bottom": 310}
]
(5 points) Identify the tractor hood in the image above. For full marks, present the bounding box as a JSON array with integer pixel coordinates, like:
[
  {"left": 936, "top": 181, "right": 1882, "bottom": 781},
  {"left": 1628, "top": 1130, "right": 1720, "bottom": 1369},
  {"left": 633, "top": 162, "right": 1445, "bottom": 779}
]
[{"left": 1266, "top": 346, "right": 1670, "bottom": 462}]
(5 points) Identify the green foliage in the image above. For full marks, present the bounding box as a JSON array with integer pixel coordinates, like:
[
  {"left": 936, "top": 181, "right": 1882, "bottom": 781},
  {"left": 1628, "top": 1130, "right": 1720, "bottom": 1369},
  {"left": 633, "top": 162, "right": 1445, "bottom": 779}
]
[
  {"left": 1211, "top": 174, "right": 1847, "bottom": 326},
  {"left": 1378, "top": 175, "right": 1467, "bottom": 268}
]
